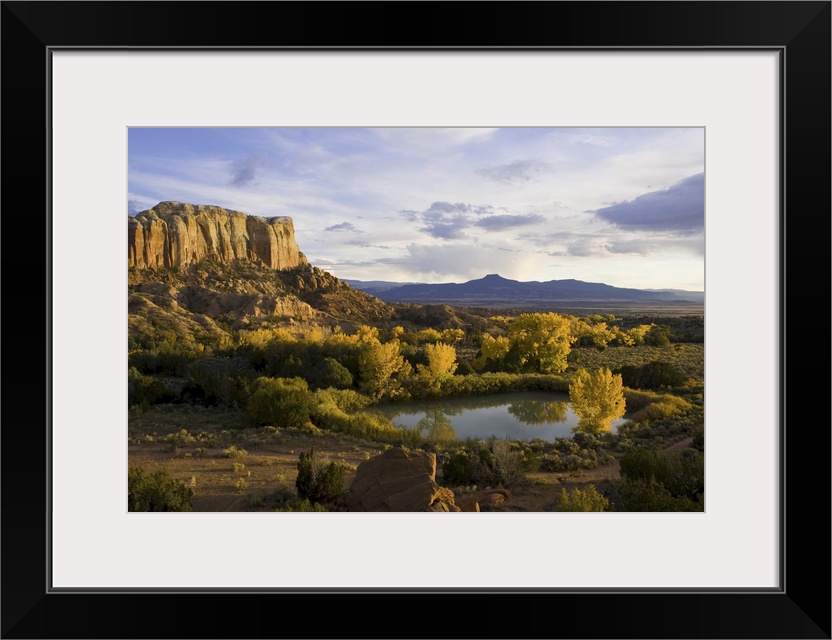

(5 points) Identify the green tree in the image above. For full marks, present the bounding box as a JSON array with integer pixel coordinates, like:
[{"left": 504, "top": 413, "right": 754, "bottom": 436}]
[
  {"left": 312, "top": 357, "right": 354, "bottom": 389},
  {"left": 128, "top": 467, "right": 193, "bottom": 512},
  {"left": 569, "top": 368, "right": 626, "bottom": 434},
  {"left": 127, "top": 367, "right": 176, "bottom": 409},
  {"left": 246, "top": 377, "right": 315, "bottom": 427},
  {"left": 644, "top": 324, "right": 672, "bottom": 347},
  {"left": 556, "top": 484, "right": 610, "bottom": 512},
  {"left": 617, "top": 361, "right": 685, "bottom": 390},
  {"left": 295, "top": 448, "right": 345, "bottom": 504}
]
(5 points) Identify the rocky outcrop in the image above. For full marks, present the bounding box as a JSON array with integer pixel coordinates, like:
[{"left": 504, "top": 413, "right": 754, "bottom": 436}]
[
  {"left": 345, "top": 447, "right": 460, "bottom": 512},
  {"left": 130, "top": 282, "right": 315, "bottom": 326},
  {"left": 454, "top": 489, "right": 511, "bottom": 512},
  {"left": 128, "top": 202, "right": 307, "bottom": 271}
]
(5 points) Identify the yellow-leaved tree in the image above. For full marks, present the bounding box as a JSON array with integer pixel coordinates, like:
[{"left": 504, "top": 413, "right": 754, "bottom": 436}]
[
  {"left": 416, "top": 342, "right": 458, "bottom": 391},
  {"left": 507, "top": 312, "right": 575, "bottom": 373},
  {"left": 569, "top": 368, "right": 626, "bottom": 434},
  {"left": 473, "top": 334, "right": 511, "bottom": 371},
  {"left": 358, "top": 339, "right": 411, "bottom": 400}
]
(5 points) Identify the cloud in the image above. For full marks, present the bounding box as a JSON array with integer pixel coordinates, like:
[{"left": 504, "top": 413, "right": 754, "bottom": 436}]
[
  {"left": 518, "top": 229, "right": 587, "bottom": 248},
  {"left": 605, "top": 239, "right": 659, "bottom": 255},
  {"left": 127, "top": 195, "right": 160, "bottom": 216},
  {"left": 373, "top": 127, "right": 498, "bottom": 151},
  {"left": 475, "top": 214, "right": 545, "bottom": 230},
  {"left": 565, "top": 238, "right": 603, "bottom": 257},
  {"left": 401, "top": 201, "right": 497, "bottom": 240},
  {"left": 565, "top": 133, "right": 617, "bottom": 147},
  {"left": 423, "top": 201, "right": 493, "bottom": 217},
  {"left": 229, "top": 153, "right": 267, "bottom": 187},
  {"left": 475, "top": 159, "right": 549, "bottom": 185},
  {"left": 420, "top": 222, "right": 469, "bottom": 240},
  {"left": 325, "top": 222, "right": 363, "bottom": 233},
  {"left": 342, "top": 240, "right": 392, "bottom": 249},
  {"left": 382, "top": 243, "right": 539, "bottom": 281},
  {"left": 128, "top": 199, "right": 144, "bottom": 215},
  {"left": 592, "top": 172, "right": 704, "bottom": 232}
]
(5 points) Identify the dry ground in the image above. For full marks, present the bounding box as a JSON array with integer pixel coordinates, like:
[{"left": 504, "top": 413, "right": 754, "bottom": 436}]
[{"left": 128, "top": 406, "right": 693, "bottom": 512}]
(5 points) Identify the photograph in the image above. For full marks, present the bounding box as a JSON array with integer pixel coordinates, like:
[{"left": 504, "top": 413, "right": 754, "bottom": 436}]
[
  {"left": 127, "top": 126, "right": 706, "bottom": 514},
  {"left": 3, "top": 0, "right": 828, "bottom": 637}
]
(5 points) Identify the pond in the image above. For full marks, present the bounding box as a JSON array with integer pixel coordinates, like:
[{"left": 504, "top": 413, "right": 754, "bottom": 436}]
[{"left": 372, "top": 391, "right": 628, "bottom": 443}]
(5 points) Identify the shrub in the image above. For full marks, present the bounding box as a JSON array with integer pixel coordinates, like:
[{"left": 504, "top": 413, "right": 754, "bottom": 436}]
[
  {"left": 692, "top": 424, "right": 704, "bottom": 451},
  {"left": 221, "top": 445, "right": 248, "bottom": 458},
  {"left": 295, "top": 448, "right": 346, "bottom": 504},
  {"left": 315, "top": 388, "right": 372, "bottom": 412},
  {"left": 618, "top": 447, "right": 704, "bottom": 511},
  {"left": 162, "top": 428, "right": 196, "bottom": 446},
  {"left": 556, "top": 485, "right": 610, "bottom": 512},
  {"left": 275, "top": 498, "right": 328, "bottom": 512},
  {"left": 128, "top": 467, "right": 193, "bottom": 512},
  {"left": 246, "top": 489, "right": 266, "bottom": 508},
  {"left": 631, "top": 401, "right": 687, "bottom": 423},
  {"left": 623, "top": 389, "right": 691, "bottom": 415},
  {"left": 618, "top": 478, "right": 700, "bottom": 512},
  {"left": 442, "top": 438, "right": 531, "bottom": 488},
  {"left": 311, "top": 391, "right": 422, "bottom": 445}
]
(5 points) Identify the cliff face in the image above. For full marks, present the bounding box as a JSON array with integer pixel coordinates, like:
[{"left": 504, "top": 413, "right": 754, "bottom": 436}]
[{"left": 128, "top": 202, "right": 307, "bottom": 271}]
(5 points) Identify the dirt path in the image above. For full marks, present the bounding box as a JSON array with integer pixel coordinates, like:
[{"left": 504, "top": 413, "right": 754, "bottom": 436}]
[{"left": 663, "top": 436, "right": 694, "bottom": 453}]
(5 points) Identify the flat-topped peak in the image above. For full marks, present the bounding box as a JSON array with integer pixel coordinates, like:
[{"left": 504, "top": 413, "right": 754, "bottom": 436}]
[{"left": 128, "top": 201, "right": 306, "bottom": 271}]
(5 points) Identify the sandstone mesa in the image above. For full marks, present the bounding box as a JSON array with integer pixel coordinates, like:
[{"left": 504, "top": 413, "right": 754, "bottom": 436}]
[{"left": 128, "top": 201, "right": 307, "bottom": 271}]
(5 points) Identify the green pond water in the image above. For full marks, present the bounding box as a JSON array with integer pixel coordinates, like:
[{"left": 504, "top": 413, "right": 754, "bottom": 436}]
[{"left": 372, "top": 391, "right": 627, "bottom": 443}]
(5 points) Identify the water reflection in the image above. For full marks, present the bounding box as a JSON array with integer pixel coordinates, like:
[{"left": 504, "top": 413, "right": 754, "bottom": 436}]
[
  {"left": 373, "top": 391, "right": 626, "bottom": 443},
  {"left": 507, "top": 399, "right": 568, "bottom": 425},
  {"left": 414, "top": 410, "right": 457, "bottom": 444}
]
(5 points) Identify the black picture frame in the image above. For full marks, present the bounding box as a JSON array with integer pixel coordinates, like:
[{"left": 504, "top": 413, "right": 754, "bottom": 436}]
[{"left": 2, "top": 2, "right": 829, "bottom": 638}]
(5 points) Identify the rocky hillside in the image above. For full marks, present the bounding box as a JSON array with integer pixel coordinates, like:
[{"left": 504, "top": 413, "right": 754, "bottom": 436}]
[
  {"left": 128, "top": 203, "right": 393, "bottom": 346},
  {"left": 128, "top": 202, "right": 307, "bottom": 271}
]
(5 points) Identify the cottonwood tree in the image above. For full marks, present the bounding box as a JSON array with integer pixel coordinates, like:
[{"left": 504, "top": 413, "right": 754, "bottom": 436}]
[
  {"left": 473, "top": 333, "right": 511, "bottom": 371},
  {"left": 506, "top": 312, "right": 575, "bottom": 374},
  {"left": 474, "top": 313, "right": 575, "bottom": 373},
  {"left": 358, "top": 340, "right": 411, "bottom": 399},
  {"left": 569, "top": 368, "right": 626, "bottom": 434},
  {"left": 416, "top": 342, "right": 458, "bottom": 391}
]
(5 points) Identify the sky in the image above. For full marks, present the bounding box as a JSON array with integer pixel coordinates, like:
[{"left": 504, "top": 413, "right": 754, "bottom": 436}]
[{"left": 128, "top": 127, "right": 705, "bottom": 291}]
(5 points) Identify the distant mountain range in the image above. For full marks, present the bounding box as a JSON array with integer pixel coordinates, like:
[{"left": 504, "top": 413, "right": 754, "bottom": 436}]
[{"left": 346, "top": 274, "right": 704, "bottom": 307}]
